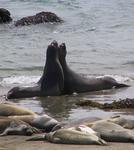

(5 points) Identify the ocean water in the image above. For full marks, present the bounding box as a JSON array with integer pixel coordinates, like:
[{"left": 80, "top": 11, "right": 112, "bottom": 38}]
[{"left": 0, "top": 0, "right": 134, "bottom": 122}]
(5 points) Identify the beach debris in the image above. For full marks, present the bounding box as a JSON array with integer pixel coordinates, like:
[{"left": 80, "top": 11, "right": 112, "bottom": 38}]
[{"left": 76, "top": 98, "right": 134, "bottom": 109}]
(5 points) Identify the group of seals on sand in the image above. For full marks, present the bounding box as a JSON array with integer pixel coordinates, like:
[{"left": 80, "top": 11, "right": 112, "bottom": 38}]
[
  {"left": 1, "top": 103, "right": 134, "bottom": 145},
  {"left": 0, "top": 103, "right": 134, "bottom": 145},
  {"left": 0, "top": 103, "right": 61, "bottom": 136},
  {"left": 27, "top": 115, "right": 134, "bottom": 144},
  {"left": 7, "top": 41, "right": 129, "bottom": 99},
  {"left": 0, "top": 8, "right": 62, "bottom": 26}
]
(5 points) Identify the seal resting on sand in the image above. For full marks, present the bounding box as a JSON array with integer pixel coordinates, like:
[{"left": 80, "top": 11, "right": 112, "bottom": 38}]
[
  {"left": 27, "top": 128, "right": 107, "bottom": 145},
  {"left": 8, "top": 114, "right": 62, "bottom": 132},
  {"left": 15, "top": 11, "right": 63, "bottom": 26},
  {"left": 86, "top": 119, "right": 134, "bottom": 143},
  {"left": 0, "top": 117, "right": 39, "bottom": 136},
  {"left": 7, "top": 42, "right": 64, "bottom": 99},
  {"left": 0, "top": 8, "right": 12, "bottom": 23},
  {"left": 58, "top": 43, "right": 129, "bottom": 94},
  {"left": 0, "top": 103, "right": 36, "bottom": 116}
]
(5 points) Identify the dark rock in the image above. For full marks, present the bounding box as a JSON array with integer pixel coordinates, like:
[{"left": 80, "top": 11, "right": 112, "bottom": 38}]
[
  {"left": 15, "top": 11, "right": 63, "bottom": 26},
  {"left": 0, "top": 8, "right": 12, "bottom": 23}
]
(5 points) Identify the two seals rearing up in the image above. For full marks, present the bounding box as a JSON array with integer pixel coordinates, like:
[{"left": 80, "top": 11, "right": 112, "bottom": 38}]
[
  {"left": 7, "top": 41, "right": 129, "bottom": 99},
  {"left": 58, "top": 43, "right": 129, "bottom": 94},
  {"left": 7, "top": 42, "right": 64, "bottom": 99}
]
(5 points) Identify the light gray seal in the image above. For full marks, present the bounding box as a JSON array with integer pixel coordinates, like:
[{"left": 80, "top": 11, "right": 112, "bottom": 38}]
[
  {"left": 0, "top": 117, "right": 39, "bottom": 136},
  {"left": 27, "top": 128, "right": 107, "bottom": 145},
  {"left": 88, "top": 120, "right": 134, "bottom": 142},
  {"left": 0, "top": 103, "right": 36, "bottom": 116},
  {"left": 8, "top": 114, "right": 62, "bottom": 132}
]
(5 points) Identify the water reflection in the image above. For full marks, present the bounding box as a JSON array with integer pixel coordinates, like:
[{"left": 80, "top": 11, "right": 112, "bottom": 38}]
[{"left": 10, "top": 86, "right": 134, "bottom": 124}]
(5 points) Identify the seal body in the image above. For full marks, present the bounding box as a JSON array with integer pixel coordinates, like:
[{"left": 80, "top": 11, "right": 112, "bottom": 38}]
[
  {"left": 59, "top": 43, "right": 129, "bottom": 94},
  {"left": 27, "top": 128, "right": 107, "bottom": 145},
  {"left": 0, "top": 103, "right": 36, "bottom": 116},
  {"left": 89, "top": 120, "right": 134, "bottom": 142},
  {"left": 7, "top": 85, "right": 41, "bottom": 99},
  {"left": 40, "top": 43, "right": 64, "bottom": 96},
  {"left": 107, "top": 115, "right": 134, "bottom": 129},
  {"left": 0, "top": 117, "right": 39, "bottom": 136},
  {"left": 8, "top": 114, "right": 62, "bottom": 132},
  {"left": 7, "top": 42, "right": 64, "bottom": 99}
]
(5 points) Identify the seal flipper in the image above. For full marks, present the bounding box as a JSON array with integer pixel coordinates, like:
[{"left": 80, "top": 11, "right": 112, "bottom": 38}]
[
  {"left": 26, "top": 134, "right": 45, "bottom": 141},
  {"left": 115, "top": 83, "right": 130, "bottom": 88}
]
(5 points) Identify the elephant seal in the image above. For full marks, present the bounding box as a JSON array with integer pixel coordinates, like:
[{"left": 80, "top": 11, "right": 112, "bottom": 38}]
[
  {"left": 7, "top": 85, "right": 41, "bottom": 99},
  {"left": 0, "top": 103, "right": 36, "bottom": 116},
  {"left": 27, "top": 128, "right": 107, "bottom": 145},
  {"left": 15, "top": 11, "right": 63, "bottom": 26},
  {"left": 58, "top": 43, "right": 129, "bottom": 94},
  {"left": 7, "top": 42, "right": 64, "bottom": 99},
  {"left": 0, "top": 117, "right": 39, "bottom": 136},
  {"left": 40, "top": 42, "right": 64, "bottom": 96},
  {"left": 8, "top": 114, "right": 62, "bottom": 132},
  {"left": 107, "top": 115, "right": 134, "bottom": 130},
  {"left": 0, "top": 8, "right": 12, "bottom": 23},
  {"left": 87, "top": 120, "right": 134, "bottom": 142}
]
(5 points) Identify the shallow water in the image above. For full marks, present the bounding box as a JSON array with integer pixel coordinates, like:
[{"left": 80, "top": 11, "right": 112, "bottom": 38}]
[{"left": 0, "top": 0, "right": 134, "bottom": 122}]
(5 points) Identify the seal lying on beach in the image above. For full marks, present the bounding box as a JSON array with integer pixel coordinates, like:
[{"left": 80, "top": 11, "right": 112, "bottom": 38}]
[
  {"left": 84, "top": 115, "right": 134, "bottom": 130},
  {"left": 0, "top": 117, "right": 39, "bottom": 136},
  {"left": 27, "top": 128, "right": 107, "bottom": 145},
  {"left": 15, "top": 11, "right": 62, "bottom": 26},
  {"left": 0, "top": 103, "right": 36, "bottom": 116},
  {"left": 0, "top": 8, "right": 12, "bottom": 23},
  {"left": 107, "top": 115, "right": 134, "bottom": 130},
  {"left": 7, "top": 42, "right": 64, "bottom": 99},
  {"left": 87, "top": 120, "right": 134, "bottom": 142},
  {"left": 58, "top": 43, "right": 129, "bottom": 94},
  {"left": 8, "top": 114, "right": 62, "bottom": 132}
]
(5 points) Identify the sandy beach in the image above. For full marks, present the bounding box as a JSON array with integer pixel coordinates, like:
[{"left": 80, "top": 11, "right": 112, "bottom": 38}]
[{"left": 0, "top": 136, "right": 134, "bottom": 150}]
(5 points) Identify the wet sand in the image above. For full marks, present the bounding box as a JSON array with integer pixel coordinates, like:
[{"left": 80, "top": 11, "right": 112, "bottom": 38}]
[{"left": 0, "top": 136, "right": 134, "bottom": 150}]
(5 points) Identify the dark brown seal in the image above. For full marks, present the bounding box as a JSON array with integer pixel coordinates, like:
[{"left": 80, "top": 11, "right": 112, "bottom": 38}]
[{"left": 58, "top": 43, "right": 129, "bottom": 94}]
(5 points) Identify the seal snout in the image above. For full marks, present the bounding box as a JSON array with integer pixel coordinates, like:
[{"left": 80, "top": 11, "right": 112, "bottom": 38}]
[
  {"left": 51, "top": 40, "right": 58, "bottom": 47},
  {"left": 7, "top": 87, "right": 19, "bottom": 99}
]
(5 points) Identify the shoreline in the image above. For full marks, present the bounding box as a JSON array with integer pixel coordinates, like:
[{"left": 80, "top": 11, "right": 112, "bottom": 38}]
[{"left": 0, "top": 136, "right": 134, "bottom": 150}]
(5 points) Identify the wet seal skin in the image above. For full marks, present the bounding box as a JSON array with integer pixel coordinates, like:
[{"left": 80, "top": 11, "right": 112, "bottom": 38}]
[
  {"left": 7, "top": 41, "right": 64, "bottom": 99},
  {"left": 58, "top": 42, "right": 129, "bottom": 94}
]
